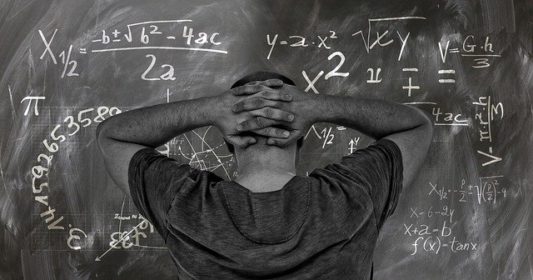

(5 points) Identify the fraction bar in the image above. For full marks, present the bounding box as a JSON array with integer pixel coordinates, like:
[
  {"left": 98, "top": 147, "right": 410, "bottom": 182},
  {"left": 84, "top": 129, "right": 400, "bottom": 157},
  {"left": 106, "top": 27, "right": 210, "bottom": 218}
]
[
  {"left": 91, "top": 46, "right": 228, "bottom": 54},
  {"left": 127, "top": 19, "right": 192, "bottom": 27},
  {"left": 434, "top": 123, "right": 469, "bottom": 126},
  {"left": 369, "top": 16, "right": 427, "bottom": 22},
  {"left": 461, "top": 54, "right": 501, "bottom": 57}
]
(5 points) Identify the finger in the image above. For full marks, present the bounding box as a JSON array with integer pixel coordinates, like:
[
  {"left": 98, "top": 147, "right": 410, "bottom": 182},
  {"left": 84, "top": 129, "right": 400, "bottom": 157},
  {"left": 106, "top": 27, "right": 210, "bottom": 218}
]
[
  {"left": 232, "top": 98, "right": 279, "bottom": 113},
  {"left": 232, "top": 84, "right": 270, "bottom": 96},
  {"left": 226, "top": 135, "right": 256, "bottom": 148},
  {"left": 259, "top": 79, "right": 284, "bottom": 88},
  {"left": 267, "top": 133, "right": 302, "bottom": 147},
  {"left": 237, "top": 117, "right": 284, "bottom": 131},
  {"left": 246, "top": 81, "right": 261, "bottom": 86},
  {"left": 258, "top": 90, "right": 292, "bottom": 101},
  {"left": 232, "top": 96, "right": 291, "bottom": 112},
  {"left": 252, "top": 127, "right": 290, "bottom": 138},
  {"left": 249, "top": 107, "right": 294, "bottom": 122}
]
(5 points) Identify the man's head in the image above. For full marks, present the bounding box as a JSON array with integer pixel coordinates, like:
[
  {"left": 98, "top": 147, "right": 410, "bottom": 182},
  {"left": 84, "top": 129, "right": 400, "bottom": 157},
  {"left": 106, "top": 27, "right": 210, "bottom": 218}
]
[{"left": 225, "top": 71, "right": 304, "bottom": 155}]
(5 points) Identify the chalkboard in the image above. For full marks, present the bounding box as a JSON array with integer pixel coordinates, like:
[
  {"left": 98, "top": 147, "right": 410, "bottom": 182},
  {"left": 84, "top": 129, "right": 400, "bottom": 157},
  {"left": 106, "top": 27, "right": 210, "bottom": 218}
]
[{"left": 1, "top": 0, "right": 532, "bottom": 279}]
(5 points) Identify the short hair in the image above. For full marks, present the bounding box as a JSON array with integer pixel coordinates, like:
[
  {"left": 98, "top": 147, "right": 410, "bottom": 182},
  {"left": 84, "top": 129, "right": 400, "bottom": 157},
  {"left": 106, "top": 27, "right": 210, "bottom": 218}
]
[
  {"left": 231, "top": 71, "right": 296, "bottom": 88},
  {"left": 225, "top": 71, "right": 304, "bottom": 153}
]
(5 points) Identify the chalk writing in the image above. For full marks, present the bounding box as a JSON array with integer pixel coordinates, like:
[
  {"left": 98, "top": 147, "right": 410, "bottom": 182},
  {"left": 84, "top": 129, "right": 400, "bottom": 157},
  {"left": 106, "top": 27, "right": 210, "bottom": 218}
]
[
  {"left": 410, "top": 236, "right": 478, "bottom": 255},
  {"left": 351, "top": 16, "right": 425, "bottom": 59},
  {"left": 409, "top": 206, "right": 455, "bottom": 223},
  {"left": 21, "top": 95, "right": 45, "bottom": 116},
  {"left": 30, "top": 106, "right": 121, "bottom": 249},
  {"left": 439, "top": 35, "right": 501, "bottom": 68},
  {"left": 266, "top": 31, "right": 339, "bottom": 59},
  {"left": 473, "top": 95, "right": 504, "bottom": 167},
  {"left": 38, "top": 29, "right": 79, "bottom": 78},
  {"left": 428, "top": 176, "right": 507, "bottom": 204},
  {"left": 91, "top": 20, "right": 226, "bottom": 54}
]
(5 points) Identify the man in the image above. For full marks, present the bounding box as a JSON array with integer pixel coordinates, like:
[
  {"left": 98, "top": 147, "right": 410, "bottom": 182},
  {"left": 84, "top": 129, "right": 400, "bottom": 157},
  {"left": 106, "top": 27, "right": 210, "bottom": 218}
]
[{"left": 96, "top": 71, "right": 433, "bottom": 279}]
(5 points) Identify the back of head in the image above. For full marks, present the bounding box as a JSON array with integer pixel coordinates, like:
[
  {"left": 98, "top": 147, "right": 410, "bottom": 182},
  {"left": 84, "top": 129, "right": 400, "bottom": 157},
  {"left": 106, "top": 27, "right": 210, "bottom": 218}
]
[
  {"left": 225, "top": 71, "right": 304, "bottom": 154},
  {"left": 230, "top": 71, "right": 296, "bottom": 89}
]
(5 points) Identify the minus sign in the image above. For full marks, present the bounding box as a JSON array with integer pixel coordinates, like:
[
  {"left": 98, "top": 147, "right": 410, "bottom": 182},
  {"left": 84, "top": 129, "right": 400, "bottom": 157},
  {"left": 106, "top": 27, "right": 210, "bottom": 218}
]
[
  {"left": 167, "top": 36, "right": 176, "bottom": 39},
  {"left": 438, "top": 69, "right": 455, "bottom": 74},
  {"left": 112, "top": 39, "right": 121, "bottom": 42},
  {"left": 280, "top": 41, "right": 287, "bottom": 45}
]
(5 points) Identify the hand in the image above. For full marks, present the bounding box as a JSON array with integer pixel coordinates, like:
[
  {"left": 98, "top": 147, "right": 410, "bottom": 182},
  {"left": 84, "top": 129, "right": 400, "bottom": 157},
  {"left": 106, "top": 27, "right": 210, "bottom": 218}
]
[
  {"left": 213, "top": 79, "right": 295, "bottom": 148},
  {"left": 232, "top": 84, "right": 317, "bottom": 147}
]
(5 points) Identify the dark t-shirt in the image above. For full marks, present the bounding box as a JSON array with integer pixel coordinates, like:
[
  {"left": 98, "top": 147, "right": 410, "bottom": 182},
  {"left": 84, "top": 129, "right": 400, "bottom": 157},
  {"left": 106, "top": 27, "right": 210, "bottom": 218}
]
[{"left": 128, "top": 138, "right": 403, "bottom": 280}]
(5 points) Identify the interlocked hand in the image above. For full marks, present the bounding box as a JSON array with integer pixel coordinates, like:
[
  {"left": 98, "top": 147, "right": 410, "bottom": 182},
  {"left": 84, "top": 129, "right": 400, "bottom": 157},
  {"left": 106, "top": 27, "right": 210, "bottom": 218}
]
[
  {"left": 214, "top": 79, "right": 295, "bottom": 149},
  {"left": 232, "top": 83, "right": 316, "bottom": 147}
]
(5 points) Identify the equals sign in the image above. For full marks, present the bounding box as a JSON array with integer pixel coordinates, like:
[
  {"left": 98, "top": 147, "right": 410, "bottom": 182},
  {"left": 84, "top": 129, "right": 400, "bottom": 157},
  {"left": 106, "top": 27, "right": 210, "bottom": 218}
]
[
  {"left": 79, "top": 48, "right": 87, "bottom": 54},
  {"left": 438, "top": 69, "right": 455, "bottom": 84},
  {"left": 449, "top": 48, "right": 459, "bottom": 53}
]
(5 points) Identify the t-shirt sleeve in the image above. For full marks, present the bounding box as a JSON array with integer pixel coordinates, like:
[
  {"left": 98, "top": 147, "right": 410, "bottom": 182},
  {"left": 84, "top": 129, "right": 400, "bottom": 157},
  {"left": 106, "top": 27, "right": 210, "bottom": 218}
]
[
  {"left": 315, "top": 138, "right": 403, "bottom": 230},
  {"left": 128, "top": 147, "right": 204, "bottom": 242}
]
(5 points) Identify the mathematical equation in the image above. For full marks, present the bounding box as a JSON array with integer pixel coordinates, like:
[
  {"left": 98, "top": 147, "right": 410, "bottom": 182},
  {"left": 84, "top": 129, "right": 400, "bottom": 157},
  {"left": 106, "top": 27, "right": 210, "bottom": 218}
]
[
  {"left": 36, "top": 20, "right": 227, "bottom": 80},
  {"left": 473, "top": 96, "right": 504, "bottom": 168},
  {"left": 409, "top": 206, "right": 455, "bottom": 224},
  {"left": 428, "top": 176, "right": 507, "bottom": 204},
  {"left": 402, "top": 175, "right": 512, "bottom": 256},
  {"left": 404, "top": 206, "right": 477, "bottom": 255},
  {"left": 405, "top": 224, "right": 478, "bottom": 255}
]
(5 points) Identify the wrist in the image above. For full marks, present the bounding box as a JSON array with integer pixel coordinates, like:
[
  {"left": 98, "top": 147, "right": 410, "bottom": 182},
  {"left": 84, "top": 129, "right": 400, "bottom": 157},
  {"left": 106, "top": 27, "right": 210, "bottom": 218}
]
[
  {"left": 198, "top": 96, "right": 221, "bottom": 126},
  {"left": 307, "top": 94, "right": 329, "bottom": 123}
]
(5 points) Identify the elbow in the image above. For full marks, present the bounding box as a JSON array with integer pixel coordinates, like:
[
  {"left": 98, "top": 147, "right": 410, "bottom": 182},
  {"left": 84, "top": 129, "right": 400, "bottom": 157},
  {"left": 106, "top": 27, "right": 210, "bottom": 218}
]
[
  {"left": 412, "top": 106, "right": 433, "bottom": 129},
  {"left": 416, "top": 108, "right": 434, "bottom": 150},
  {"left": 95, "top": 119, "right": 111, "bottom": 150}
]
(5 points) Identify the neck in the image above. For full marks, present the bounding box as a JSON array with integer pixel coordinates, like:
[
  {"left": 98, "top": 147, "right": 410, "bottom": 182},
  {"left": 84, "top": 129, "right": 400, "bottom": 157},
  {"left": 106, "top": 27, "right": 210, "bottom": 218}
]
[{"left": 233, "top": 146, "right": 297, "bottom": 192}]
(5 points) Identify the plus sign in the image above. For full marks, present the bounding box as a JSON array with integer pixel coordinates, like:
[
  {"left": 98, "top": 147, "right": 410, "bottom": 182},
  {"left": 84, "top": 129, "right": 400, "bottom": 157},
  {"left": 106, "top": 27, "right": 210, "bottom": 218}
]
[
  {"left": 402, "top": 77, "right": 420, "bottom": 97},
  {"left": 413, "top": 227, "right": 419, "bottom": 234},
  {"left": 112, "top": 29, "right": 121, "bottom": 37}
]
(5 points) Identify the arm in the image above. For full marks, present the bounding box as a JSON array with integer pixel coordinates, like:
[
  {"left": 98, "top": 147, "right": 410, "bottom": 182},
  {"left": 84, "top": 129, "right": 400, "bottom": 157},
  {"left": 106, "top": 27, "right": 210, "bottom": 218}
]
[
  {"left": 96, "top": 81, "right": 294, "bottom": 194},
  {"left": 96, "top": 96, "right": 220, "bottom": 194},
  {"left": 233, "top": 85, "right": 433, "bottom": 189}
]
